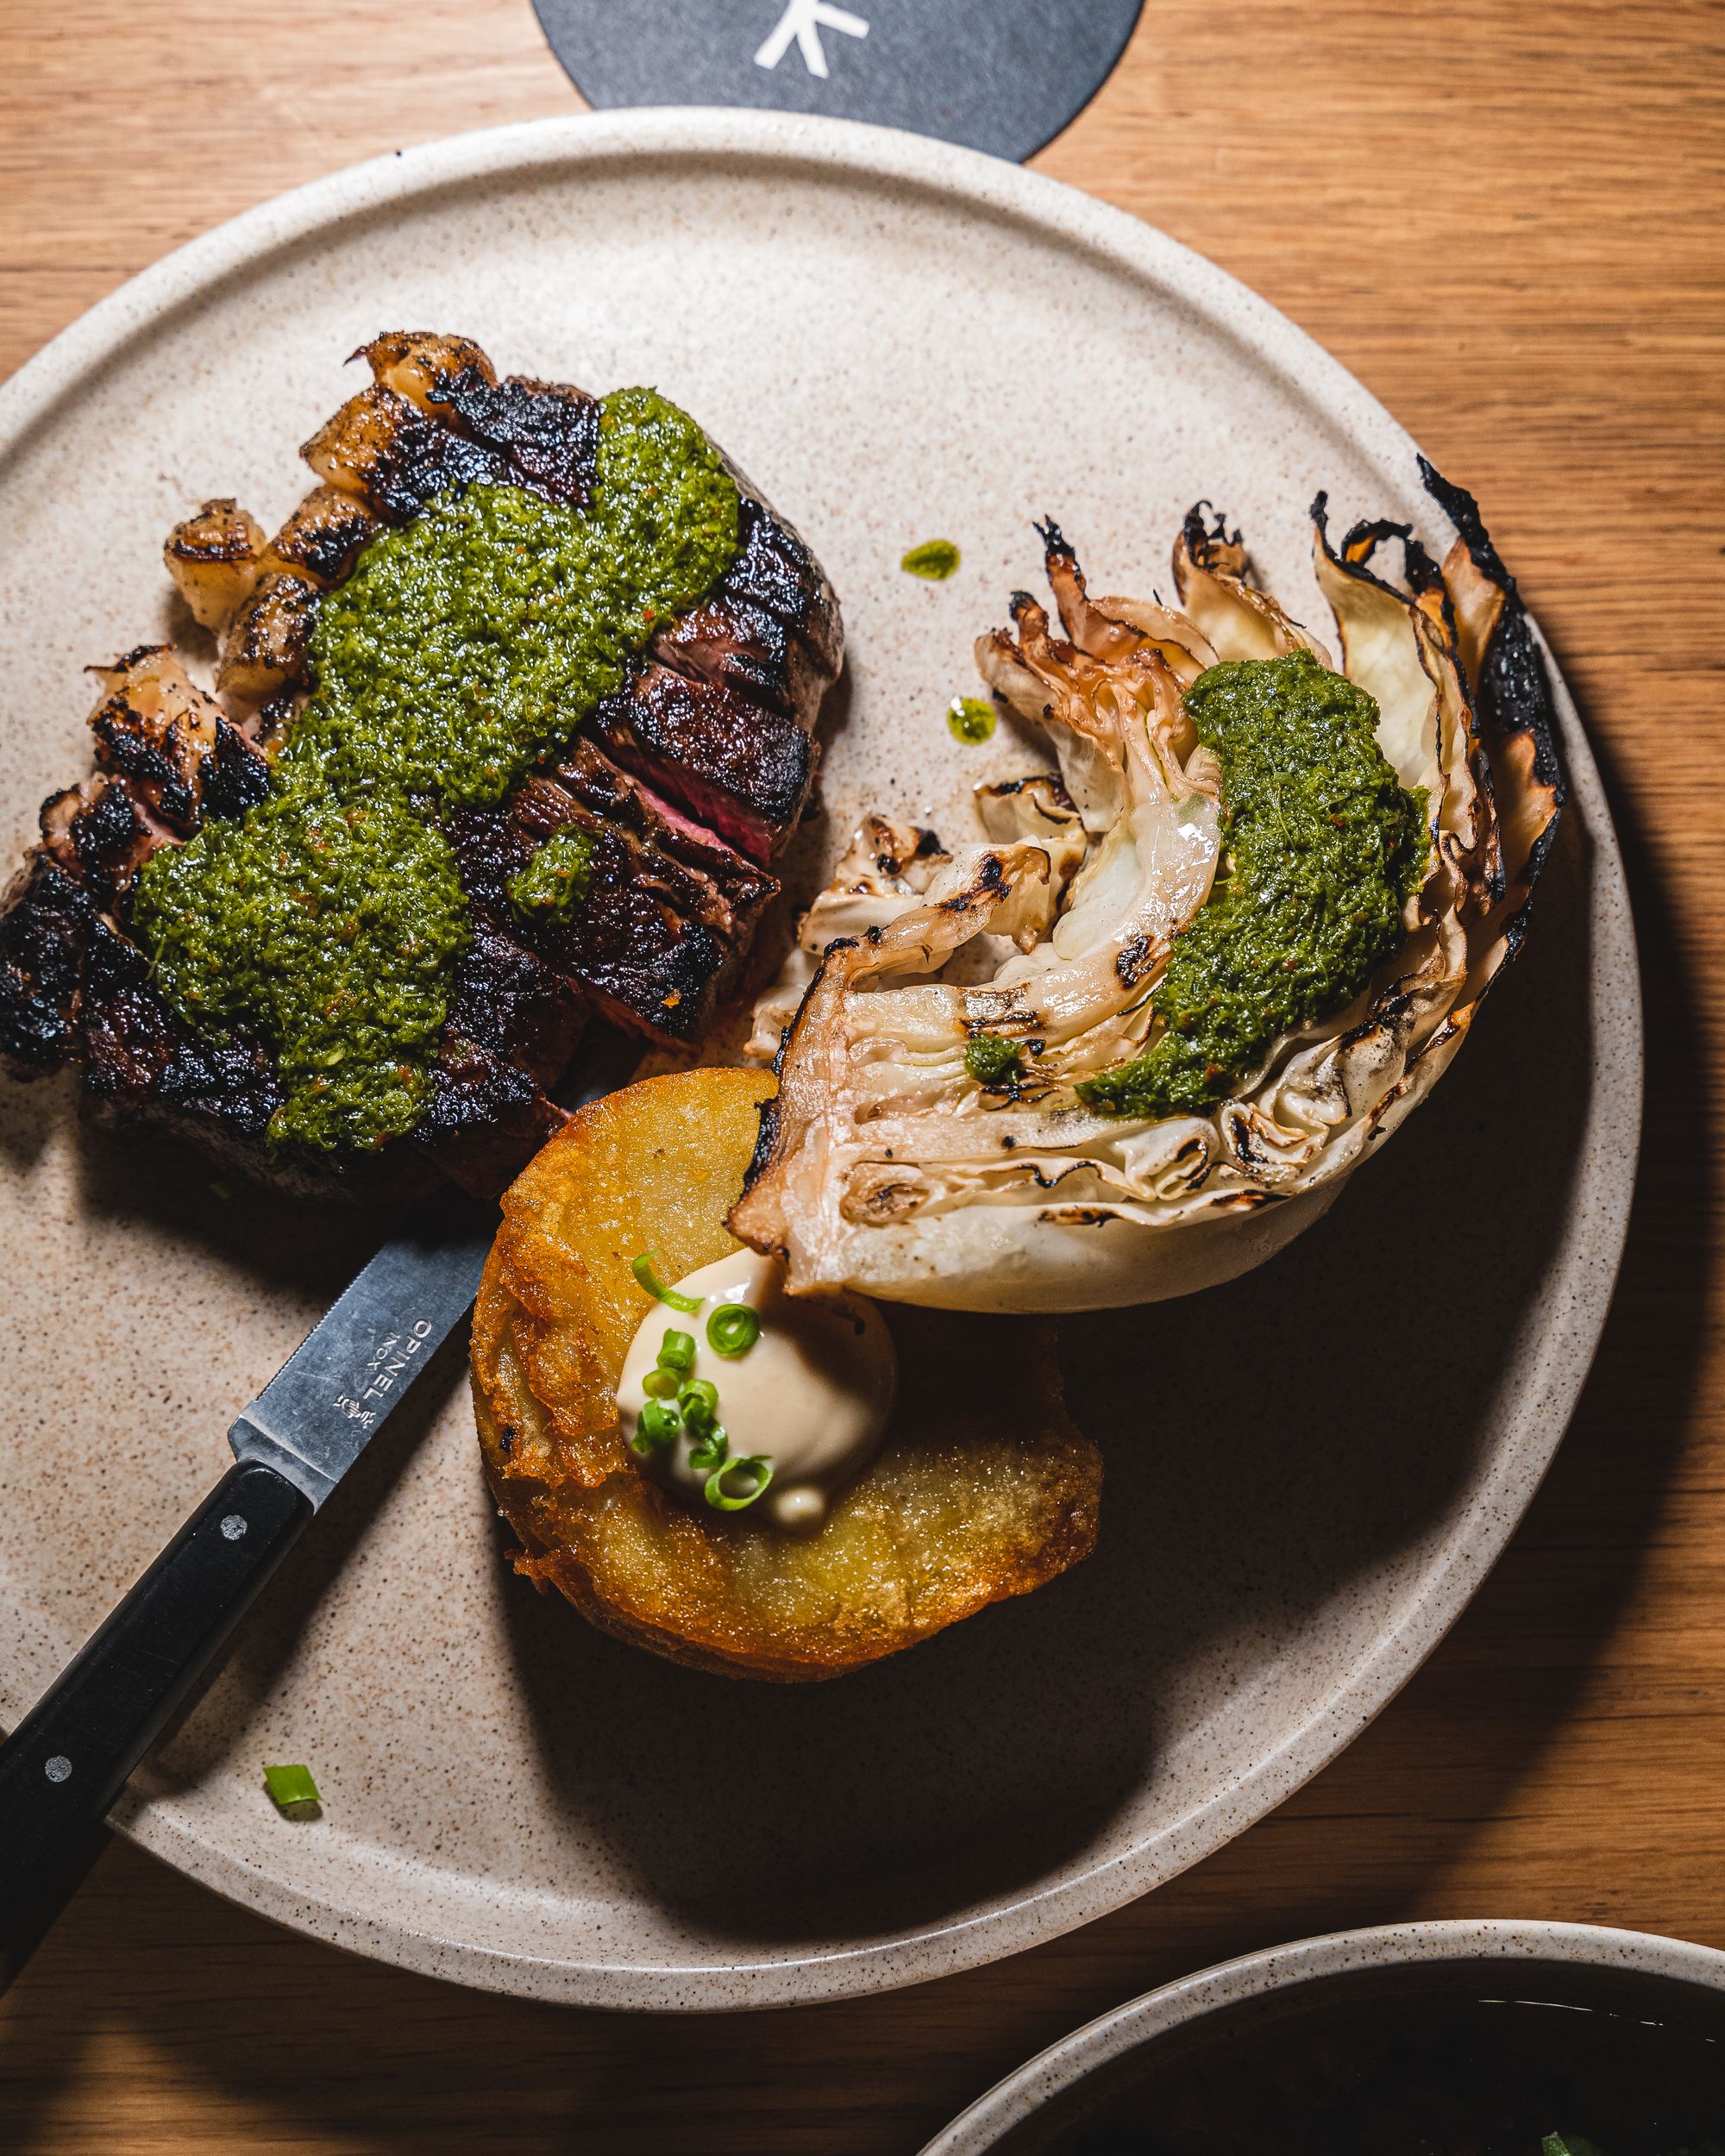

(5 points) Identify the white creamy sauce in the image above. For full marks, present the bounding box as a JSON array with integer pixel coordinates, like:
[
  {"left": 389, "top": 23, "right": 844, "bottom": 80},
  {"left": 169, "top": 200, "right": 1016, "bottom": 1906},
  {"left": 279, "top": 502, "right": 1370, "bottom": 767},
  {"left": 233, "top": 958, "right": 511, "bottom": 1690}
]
[{"left": 614, "top": 1249, "right": 896, "bottom": 1532}]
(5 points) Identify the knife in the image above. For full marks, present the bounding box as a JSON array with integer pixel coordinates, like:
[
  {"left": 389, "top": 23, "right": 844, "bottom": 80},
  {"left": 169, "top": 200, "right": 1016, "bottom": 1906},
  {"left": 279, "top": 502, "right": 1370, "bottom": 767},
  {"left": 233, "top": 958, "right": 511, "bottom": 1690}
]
[{"left": 0, "top": 1031, "right": 637, "bottom": 1983}]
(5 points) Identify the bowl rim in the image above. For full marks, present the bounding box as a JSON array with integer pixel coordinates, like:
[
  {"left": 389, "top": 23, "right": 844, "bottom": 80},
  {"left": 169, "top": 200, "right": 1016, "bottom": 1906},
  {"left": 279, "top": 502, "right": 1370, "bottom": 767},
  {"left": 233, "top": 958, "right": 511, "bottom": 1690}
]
[{"left": 920, "top": 1920, "right": 1725, "bottom": 2153}]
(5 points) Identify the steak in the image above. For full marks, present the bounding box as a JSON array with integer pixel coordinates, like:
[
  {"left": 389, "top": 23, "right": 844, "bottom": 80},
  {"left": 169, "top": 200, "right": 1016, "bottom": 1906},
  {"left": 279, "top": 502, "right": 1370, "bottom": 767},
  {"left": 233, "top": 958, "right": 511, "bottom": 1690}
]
[
  {"left": 590, "top": 663, "right": 818, "bottom": 867},
  {"left": 444, "top": 742, "right": 776, "bottom": 1048},
  {"left": 0, "top": 332, "right": 843, "bottom": 1200}
]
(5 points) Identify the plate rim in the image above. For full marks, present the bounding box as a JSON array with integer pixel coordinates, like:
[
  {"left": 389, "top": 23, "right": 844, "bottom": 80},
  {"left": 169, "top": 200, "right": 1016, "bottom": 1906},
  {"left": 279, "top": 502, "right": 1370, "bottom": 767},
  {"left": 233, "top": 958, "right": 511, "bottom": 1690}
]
[{"left": 0, "top": 106, "right": 1645, "bottom": 2009}]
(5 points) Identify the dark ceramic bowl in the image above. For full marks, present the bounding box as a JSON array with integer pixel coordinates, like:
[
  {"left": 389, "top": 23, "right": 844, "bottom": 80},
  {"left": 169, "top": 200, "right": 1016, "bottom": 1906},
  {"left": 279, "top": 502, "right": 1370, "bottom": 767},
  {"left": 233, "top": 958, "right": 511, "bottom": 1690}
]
[{"left": 922, "top": 1921, "right": 1725, "bottom": 2155}]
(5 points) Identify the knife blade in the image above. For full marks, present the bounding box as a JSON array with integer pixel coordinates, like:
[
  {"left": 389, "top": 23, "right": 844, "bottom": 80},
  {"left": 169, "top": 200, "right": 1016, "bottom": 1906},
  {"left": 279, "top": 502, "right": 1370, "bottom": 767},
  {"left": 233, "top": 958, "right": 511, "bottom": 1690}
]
[
  {"left": 0, "top": 1027, "right": 638, "bottom": 1984},
  {"left": 226, "top": 1198, "right": 496, "bottom": 1507}
]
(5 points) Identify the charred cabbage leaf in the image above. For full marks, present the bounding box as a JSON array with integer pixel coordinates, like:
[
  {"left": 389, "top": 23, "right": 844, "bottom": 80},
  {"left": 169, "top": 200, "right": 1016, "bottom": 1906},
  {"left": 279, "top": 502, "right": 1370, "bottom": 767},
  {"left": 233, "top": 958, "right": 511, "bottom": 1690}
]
[{"left": 731, "top": 481, "right": 1563, "bottom": 1313}]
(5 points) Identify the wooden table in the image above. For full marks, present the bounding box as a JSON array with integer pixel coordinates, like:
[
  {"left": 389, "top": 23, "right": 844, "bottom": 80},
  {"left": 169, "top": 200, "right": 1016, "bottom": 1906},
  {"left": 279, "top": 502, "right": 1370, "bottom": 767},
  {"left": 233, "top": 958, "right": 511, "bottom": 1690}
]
[{"left": 1, "top": 1, "right": 1720, "bottom": 2147}]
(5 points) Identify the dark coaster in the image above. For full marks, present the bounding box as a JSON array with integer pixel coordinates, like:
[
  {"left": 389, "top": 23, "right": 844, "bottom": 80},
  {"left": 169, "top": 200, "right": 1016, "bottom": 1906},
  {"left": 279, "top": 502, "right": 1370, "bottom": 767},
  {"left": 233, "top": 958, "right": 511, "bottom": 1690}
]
[{"left": 533, "top": 0, "right": 1145, "bottom": 164}]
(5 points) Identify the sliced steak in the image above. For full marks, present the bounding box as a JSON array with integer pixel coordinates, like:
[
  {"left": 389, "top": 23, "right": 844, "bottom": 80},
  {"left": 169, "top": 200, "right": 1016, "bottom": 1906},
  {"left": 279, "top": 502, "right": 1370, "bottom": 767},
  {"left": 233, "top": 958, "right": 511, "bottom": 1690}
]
[
  {"left": 590, "top": 662, "right": 815, "bottom": 865},
  {"left": 445, "top": 740, "right": 774, "bottom": 1048},
  {"left": 412, "top": 917, "right": 590, "bottom": 1200},
  {"left": 599, "top": 498, "right": 841, "bottom": 861},
  {"left": 305, "top": 335, "right": 599, "bottom": 525},
  {"left": 79, "top": 913, "right": 281, "bottom": 1144},
  {"left": 649, "top": 491, "right": 843, "bottom": 730},
  {"left": 649, "top": 583, "right": 829, "bottom": 725},
  {"left": 2, "top": 644, "right": 277, "bottom": 1075},
  {"left": 706, "top": 492, "right": 844, "bottom": 683},
  {"left": 0, "top": 331, "right": 841, "bottom": 1201},
  {"left": 24, "top": 877, "right": 438, "bottom": 1200}
]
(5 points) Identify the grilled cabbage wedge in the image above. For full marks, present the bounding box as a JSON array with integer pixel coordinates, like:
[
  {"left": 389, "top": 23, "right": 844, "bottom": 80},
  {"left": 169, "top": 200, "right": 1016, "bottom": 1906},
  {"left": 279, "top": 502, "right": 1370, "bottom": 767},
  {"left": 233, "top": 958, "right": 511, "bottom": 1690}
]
[
  {"left": 471, "top": 1067, "right": 1100, "bottom": 1681},
  {"left": 732, "top": 467, "right": 1564, "bottom": 1313}
]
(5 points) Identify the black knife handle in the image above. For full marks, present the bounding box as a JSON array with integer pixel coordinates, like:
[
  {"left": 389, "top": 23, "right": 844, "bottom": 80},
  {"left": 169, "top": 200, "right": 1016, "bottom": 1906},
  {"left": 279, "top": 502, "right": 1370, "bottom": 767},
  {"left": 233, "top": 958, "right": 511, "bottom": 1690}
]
[{"left": 0, "top": 1458, "right": 311, "bottom": 1972}]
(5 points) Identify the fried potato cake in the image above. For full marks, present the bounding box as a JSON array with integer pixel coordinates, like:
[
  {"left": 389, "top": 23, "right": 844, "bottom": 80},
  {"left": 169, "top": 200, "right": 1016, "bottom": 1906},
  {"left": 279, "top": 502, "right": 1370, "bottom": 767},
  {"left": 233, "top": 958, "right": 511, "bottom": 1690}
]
[{"left": 470, "top": 1067, "right": 1101, "bottom": 1681}]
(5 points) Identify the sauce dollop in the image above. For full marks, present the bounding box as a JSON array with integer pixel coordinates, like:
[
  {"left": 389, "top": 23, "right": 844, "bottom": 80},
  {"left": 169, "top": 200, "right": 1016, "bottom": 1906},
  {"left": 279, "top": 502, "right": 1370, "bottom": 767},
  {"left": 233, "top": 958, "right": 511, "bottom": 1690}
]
[
  {"left": 1080, "top": 649, "right": 1428, "bottom": 1120},
  {"left": 616, "top": 1250, "right": 896, "bottom": 1532}
]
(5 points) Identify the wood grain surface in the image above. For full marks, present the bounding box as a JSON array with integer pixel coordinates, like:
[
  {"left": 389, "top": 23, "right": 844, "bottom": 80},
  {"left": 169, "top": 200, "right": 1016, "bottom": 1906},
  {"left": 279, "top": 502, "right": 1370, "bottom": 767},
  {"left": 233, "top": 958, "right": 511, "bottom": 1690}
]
[{"left": 1, "top": 1, "right": 1721, "bottom": 2147}]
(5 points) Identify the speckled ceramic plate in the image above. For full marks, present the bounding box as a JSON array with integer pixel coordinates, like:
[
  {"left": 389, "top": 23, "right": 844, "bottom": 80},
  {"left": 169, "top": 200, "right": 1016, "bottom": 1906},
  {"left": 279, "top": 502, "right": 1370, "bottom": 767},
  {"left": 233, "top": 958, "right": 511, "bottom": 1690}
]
[{"left": 0, "top": 111, "right": 1640, "bottom": 2009}]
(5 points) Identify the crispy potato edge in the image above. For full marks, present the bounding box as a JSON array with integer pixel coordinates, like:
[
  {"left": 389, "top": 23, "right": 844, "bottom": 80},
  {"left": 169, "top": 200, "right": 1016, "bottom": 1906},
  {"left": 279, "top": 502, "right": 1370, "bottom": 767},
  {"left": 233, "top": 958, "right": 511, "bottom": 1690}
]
[{"left": 470, "top": 1069, "right": 1103, "bottom": 1683}]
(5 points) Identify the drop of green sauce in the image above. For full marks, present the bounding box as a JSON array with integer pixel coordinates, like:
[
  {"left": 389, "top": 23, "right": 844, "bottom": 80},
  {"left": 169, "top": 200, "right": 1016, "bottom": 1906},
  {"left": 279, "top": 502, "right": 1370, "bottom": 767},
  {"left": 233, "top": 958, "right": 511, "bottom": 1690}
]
[
  {"left": 507, "top": 827, "right": 596, "bottom": 918},
  {"left": 947, "top": 695, "right": 997, "bottom": 745},
  {"left": 902, "top": 538, "right": 961, "bottom": 580}
]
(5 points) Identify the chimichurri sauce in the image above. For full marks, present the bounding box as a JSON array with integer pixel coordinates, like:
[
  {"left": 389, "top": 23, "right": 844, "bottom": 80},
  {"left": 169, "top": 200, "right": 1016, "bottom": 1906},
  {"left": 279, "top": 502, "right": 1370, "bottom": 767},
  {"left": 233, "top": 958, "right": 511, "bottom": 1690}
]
[
  {"left": 131, "top": 388, "right": 740, "bottom": 1153},
  {"left": 1079, "top": 649, "right": 1428, "bottom": 1123},
  {"left": 507, "top": 827, "right": 596, "bottom": 919},
  {"left": 964, "top": 1030, "right": 1026, "bottom": 1091}
]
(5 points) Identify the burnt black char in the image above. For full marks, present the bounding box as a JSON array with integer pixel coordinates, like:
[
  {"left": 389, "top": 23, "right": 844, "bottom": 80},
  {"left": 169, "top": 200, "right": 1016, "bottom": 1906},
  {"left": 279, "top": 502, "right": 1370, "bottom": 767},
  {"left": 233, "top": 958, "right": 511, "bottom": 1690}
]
[
  {"left": 589, "top": 664, "right": 815, "bottom": 867},
  {"left": 0, "top": 856, "right": 95, "bottom": 1073},
  {"left": 301, "top": 384, "right": 597, "bottom": 526},
  {"left": 445, "top": 742, "right": 775, "bottom": 1048},
  {"left": 0, "top": 332, "right": 843, "bottom": 1201},
  {"left": 413, "top": 916, "right": 589, "bottom": 1200}
]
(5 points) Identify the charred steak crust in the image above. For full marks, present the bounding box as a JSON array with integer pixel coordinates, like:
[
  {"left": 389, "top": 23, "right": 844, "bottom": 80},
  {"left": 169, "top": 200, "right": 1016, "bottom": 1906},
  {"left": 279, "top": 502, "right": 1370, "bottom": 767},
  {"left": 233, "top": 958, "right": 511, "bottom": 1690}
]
[
  {"left": 590, "top": 665, "right": 815, "bottom": 867},
  {"left": 0, "top": 856, "right": 92, "bottom": 1071},
  {"left": 0, "top": 333, "right": 843, "bottom": 1201},
  {"left": 445, "top": 742, "right": 776, "bottom": 1050}
]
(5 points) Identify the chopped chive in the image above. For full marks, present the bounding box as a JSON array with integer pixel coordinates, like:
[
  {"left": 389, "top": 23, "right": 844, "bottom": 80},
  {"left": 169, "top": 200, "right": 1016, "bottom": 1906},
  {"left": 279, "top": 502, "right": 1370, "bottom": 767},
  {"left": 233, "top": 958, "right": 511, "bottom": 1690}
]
[
  {"left": 641, "top": 1368, "right": 680, "bottom": 1399},
  {"left": 633, "top": 1399, "right": 681, "bottom": 1454},
  {"left": 706, "top": 1303, "right": 761, "bottom": 1359},
  {"left": 631, "top": 1251, "right": 702, "bottom": 1313},
  {"left": 263, "top": 1762, "right": 321, "bottom": 1817},
  {"left": 901, "top": 538, "right": 960, "bottom": 580},
  {"left": 706, "top": 1455, "right": 775, "bottom": 1511},
  {"left": 677, "top": 1377, "right": 720, "bottom": 1436},
  {"left": 688, "top": 1423, "right": 729, "bottom": 1474},
  {"left": 657, "top": 1328, "right": 696, "bottom": 1372}
]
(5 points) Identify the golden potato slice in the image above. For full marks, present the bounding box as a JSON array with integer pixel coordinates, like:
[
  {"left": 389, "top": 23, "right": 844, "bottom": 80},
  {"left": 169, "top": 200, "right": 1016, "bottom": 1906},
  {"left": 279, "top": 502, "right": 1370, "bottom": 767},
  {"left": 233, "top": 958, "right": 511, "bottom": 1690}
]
[{"left": 471, "top": 1067, "right": 1101, "bottom": 1682}]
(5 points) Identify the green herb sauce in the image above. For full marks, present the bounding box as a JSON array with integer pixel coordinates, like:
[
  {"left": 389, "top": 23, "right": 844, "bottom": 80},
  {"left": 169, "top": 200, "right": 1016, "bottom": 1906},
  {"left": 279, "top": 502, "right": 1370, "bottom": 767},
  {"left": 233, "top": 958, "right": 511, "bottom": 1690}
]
[
  {"left": 507, "top": 828, "right": 596, "bottom": 918},
  {"left": 902, "top": 538, "right": 961, "bottom": 580},
  {"left": 1079, "top": 649, "right": 1428, "bottom": 1122},
  {"left": 131, "top": 781, "right": 468, "bottom": 1153},
  {"left": 964, "top": 1031, "right": 1026, "bottom": 1090},
  {"left": 948, "top": 695, "right": 997, "bottom": 744},
  {"left": 132, "top": 388, "right": 740, "bottom": 1152}
]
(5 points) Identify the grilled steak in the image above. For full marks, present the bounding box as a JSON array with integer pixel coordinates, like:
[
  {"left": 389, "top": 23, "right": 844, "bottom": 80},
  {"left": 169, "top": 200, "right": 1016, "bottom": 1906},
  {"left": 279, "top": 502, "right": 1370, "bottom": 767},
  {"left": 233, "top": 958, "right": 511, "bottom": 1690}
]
[
  {"left": 445, "top": 742, "right": 776, "bottom": 1048},
  {"left": 0, "top": 332, "right": 843, "bottom": 1200},
  {"left": 590, "top": 663, "right": 819, "bottom": 867}
]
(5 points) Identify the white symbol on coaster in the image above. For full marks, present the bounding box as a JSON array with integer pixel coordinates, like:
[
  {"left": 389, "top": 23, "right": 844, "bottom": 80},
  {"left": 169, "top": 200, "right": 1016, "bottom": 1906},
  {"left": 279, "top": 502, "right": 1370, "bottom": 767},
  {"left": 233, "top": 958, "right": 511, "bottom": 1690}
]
[{"left": 754, "top": 0, "right": 869, "bottom": 79}]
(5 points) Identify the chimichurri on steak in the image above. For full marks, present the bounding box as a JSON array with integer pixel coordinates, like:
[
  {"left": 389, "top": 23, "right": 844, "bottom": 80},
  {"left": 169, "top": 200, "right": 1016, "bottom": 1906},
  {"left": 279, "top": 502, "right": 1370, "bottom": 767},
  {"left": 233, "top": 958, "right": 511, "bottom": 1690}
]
[{"left": 131, "top": 389, "right": 740, "bottom": 1153}]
